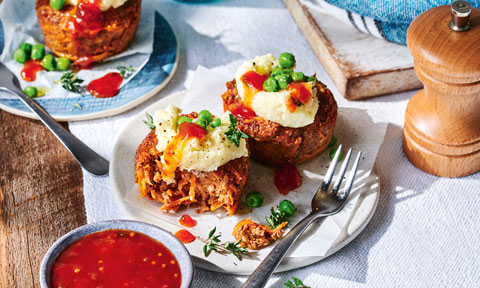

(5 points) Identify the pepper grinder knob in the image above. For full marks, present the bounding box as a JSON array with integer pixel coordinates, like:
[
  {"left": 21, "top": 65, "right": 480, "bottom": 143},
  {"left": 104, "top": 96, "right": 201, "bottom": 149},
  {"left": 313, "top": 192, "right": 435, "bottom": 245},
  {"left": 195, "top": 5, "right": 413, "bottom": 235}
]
[{"left": 449, "top": 0, "right": 472, "bottom": 31}]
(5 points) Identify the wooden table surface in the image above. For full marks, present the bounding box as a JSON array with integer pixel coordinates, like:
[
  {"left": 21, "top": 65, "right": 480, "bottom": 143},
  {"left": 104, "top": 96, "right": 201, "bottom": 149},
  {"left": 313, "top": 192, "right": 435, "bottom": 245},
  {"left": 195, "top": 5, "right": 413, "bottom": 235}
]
[{"left": 0, "top": 110, "right": 86, "bottom": 287}]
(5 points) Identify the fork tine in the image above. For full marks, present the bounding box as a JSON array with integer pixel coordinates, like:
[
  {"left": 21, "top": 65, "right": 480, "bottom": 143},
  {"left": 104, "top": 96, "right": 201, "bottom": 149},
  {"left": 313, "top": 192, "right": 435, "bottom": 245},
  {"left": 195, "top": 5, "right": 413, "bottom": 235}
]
[
  {"left": 332, "top": 148, "right": 353, "bottom": 194},
  {"left": 340, "top": 151, "right": 362, "bottom": 200},
  {"left": 321, "top": 144, "right": 342, "bottom": 191}
]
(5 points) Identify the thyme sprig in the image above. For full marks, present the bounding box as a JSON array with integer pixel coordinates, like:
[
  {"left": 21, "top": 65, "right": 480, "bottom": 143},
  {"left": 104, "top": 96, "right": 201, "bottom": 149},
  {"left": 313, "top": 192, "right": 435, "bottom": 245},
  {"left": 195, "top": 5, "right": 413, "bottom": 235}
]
[
  {"left": 202, "top": 227, "right": 248, "bottom": 261},
  {"left": 143, "top": 113, "right": 155, "bottom": 130},
  {"left": 59, "top": 72, "right": 84, "bottom": 94},
  {"left": 265, "top": 207, "right": 288, "bottom": 229},
  {"left": 117, "top": 65, "right": 135, "bottom": 79},
  {"left": 284, "top": 277, "right": 308, "bottom": 288},
  {"left": 225, "top": 114, "right": 248, "bottom": 147}
]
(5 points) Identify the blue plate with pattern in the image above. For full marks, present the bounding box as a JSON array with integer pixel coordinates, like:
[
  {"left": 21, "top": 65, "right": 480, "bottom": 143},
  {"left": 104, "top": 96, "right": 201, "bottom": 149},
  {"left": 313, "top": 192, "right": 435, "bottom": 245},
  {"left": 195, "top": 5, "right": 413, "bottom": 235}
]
[{"left": 0, "top": 12, "right": 178, "bottom": 121}]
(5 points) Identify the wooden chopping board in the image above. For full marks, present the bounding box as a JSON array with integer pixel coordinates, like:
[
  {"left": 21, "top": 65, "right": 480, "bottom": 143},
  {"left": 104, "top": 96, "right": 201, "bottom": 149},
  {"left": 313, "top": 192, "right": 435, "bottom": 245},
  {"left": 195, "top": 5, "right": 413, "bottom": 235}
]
[{"left": 284, "top": 0, "right": 422, "bottom": 100}]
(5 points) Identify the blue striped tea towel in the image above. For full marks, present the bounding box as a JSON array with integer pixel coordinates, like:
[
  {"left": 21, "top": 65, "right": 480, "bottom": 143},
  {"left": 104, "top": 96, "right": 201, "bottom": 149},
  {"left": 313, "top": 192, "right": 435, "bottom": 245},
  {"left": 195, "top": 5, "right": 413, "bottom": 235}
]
[{"left": 301, "top": 0, "right": 480, "bottom": 45}]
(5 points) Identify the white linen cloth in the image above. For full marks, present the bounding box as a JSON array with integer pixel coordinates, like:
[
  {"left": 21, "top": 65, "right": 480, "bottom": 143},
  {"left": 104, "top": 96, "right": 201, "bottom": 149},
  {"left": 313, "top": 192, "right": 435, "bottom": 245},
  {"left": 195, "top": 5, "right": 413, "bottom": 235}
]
[{"left": 68, "top": 0, "right": 480, "bottom": 287}]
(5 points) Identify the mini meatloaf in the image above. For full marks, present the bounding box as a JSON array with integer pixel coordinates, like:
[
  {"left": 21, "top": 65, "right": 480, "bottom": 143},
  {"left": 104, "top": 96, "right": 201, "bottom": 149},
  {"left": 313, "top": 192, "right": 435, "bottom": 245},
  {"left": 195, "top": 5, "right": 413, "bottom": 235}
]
[
  {"left": 222, "top": 79, "right": 337, "bottom": 166},
  {"left": 36, "top": 0, "right": 141, "bottom": 62},
  {"left": 233, "top": 218, "right": 287, "bottom": 250},
  {"left": 135, "top": 108, "right": 250, "bottom": 215}
]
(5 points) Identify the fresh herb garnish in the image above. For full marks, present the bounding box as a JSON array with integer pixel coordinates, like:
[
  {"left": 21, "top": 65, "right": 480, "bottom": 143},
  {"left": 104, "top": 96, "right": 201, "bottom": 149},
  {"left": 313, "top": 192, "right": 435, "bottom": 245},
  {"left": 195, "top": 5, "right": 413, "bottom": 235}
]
[
  {"left": 265, "top": 207, "right": 288, "bottom": 229},
  {"left": 203, "top": 227, "right": 248, "bottom": 261},
  {"left": 284, "top": 277, "right": 307, "bottom": 288},
  {"left": 117, "top": 66, "right": 135, "bottom": 79},
  {"left": 71, "top": 103, "right": 82, "bottom": 110},
  {"left": 225, "top": 114, "right": 248, "bottom": 147},
  {"left": 143, "top": 113, "right": 155, "bottom": 130},
  {"left": 59, "top": 72, "right": 84, "bottom": 94}
]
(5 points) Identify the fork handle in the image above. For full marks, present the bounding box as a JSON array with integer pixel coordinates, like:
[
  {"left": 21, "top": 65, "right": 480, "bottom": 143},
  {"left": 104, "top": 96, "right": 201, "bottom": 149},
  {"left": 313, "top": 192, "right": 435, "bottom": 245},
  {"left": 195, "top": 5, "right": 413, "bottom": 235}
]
[
  {"left": 241, "top": 213, "right": 323, "bottom": 288},
  {"left": 2, "top": 85, "right": 109, "bottom": 176}
]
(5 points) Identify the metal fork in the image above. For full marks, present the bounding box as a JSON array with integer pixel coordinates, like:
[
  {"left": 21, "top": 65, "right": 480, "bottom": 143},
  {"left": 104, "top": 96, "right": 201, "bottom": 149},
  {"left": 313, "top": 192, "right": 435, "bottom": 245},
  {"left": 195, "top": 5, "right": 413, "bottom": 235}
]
[
  {"left": 242, "top": 145, "right": 362, "bottom": 288},
  {"left": 0, "top": 62, "right": 109, "bottom": 176}
]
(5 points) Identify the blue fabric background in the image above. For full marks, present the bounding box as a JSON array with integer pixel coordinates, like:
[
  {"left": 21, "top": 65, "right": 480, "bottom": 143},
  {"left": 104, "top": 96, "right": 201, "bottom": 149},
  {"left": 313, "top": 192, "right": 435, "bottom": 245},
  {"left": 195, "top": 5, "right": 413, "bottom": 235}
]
[{"left": 325, "top": 0, "right": 480, "bottom": 44}]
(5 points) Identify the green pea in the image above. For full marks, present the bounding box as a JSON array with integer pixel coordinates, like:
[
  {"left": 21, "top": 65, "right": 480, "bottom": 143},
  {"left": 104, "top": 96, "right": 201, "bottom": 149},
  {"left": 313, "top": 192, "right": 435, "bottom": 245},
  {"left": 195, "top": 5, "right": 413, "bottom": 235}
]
[
  {"left": 56, "top": 57, "right": 71, "bottom": 71},
  {"left": 20, "top": 43, "right": 32, "bottom": 56},
  {"left": 263, "top": 77, "right": 279, "bottom": 92},
  {"left": 292, "top": 72, "right": 305, "bottom": 82},
  {"left": 279, "top": 199, "right": 296, "bottom": 217},
  {"left": 14, "top": 48, "right": 28, "bottom": 64},
  {"left": 41, "top": 54, "right": 56, "bottom": 71},
  {"left": 31, "top": 44, "right": 45, "bottom": 60},
  {"left": 271, "top": 66, "right": 284, "bottom": 77},
  {"left": 327, "top": 135, "right": 337, "bottom": 148},
  {"left": 194, "top": 118, "right": 208, "bottom": 129},
  {"left": 275, "top": 74, "right": 293, "bottom": 90},
  {"left": 246, "top": 191, "right": 264, "bottom": 208},
  {"left": 279, "top": 52, "right": 295, "bottom": 69},
  {"left": 198, "top": 110, "right": 213, "bottom": 124},
  {"left": 177, "top": 116, "right": 192, "bottom": 127},
  {"left": 50, "top": 0, "right": 66, "bottom": 10},
  {"left": 329, "top": 147, "right": 344, "bottom": 162},
  {"left": 209, "top": 118, "right": 221, "bottom": 128},
  {"left": 307, "top": 76, "right": 317, "bottom": 82},
  {"left": 23, "top": 86, "right": 38, "bottom": 98},
  {"left": 282, "top": 69, "right": 293, "bottom": 75}
]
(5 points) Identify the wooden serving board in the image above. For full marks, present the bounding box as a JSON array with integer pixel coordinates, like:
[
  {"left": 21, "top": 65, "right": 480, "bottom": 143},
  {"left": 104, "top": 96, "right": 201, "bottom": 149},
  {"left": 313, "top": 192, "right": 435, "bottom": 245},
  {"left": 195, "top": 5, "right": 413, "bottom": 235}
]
[{"left": 284, "top": 0, "right": 422, "bottom": 100}]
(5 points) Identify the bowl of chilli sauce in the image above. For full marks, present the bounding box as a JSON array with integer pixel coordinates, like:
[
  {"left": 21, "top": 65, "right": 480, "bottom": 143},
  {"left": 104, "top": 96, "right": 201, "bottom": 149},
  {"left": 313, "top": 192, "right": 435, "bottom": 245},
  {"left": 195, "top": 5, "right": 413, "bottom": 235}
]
[{"left": 40, "top": 220, "right": 194, "bottom": 288}]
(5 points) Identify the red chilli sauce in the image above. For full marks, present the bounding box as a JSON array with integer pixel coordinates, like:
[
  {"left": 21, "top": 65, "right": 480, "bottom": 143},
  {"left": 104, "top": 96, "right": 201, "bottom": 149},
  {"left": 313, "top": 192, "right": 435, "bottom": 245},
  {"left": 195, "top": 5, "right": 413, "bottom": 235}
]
[
  {"left": 179, "top": 214, "right": 196, "bottom": 228},
  {"left": 175, "top": 230, "right": 196, "bottom": 244},
  {"left": 68, "top": 0, "right": 104, "bottom": 39},
  {"left": 274, "top": 163, "right": 302, "bottom": 195},
  {"left": 87, "top": 72, "right": 123, "bottom": 98},
  {"left": 21, "top": 60, "right": 43, "bottom": 82},
  {"left": 50, "top": 229, "right": 182, "bottom": 288},
  {"left": 176, "top": 215, "right": 197, "bottom": 243},
  {"left": 286, "top": 82, "right": 312, "bottom": 113}
]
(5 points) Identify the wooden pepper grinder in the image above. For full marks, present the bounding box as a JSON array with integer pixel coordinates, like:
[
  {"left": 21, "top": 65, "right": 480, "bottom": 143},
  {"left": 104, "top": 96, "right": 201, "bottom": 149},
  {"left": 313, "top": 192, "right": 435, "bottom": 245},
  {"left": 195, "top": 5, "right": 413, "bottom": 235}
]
[{"left": 404, "top": 1, "right": 480, "bottom": 177}]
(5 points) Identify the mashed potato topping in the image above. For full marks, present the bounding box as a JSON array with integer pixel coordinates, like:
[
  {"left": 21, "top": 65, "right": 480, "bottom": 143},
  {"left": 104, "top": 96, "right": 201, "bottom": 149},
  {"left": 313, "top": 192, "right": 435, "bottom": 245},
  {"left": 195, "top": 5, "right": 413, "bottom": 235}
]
[
  {"left": 65, "top": 0, "right": 128, "bottom": 11},
  {"left": 234, "top": 54, "right": 319, "bottom": 128},
  {"left": 153, "top": 105, "right": 248, "bottom": 183}
]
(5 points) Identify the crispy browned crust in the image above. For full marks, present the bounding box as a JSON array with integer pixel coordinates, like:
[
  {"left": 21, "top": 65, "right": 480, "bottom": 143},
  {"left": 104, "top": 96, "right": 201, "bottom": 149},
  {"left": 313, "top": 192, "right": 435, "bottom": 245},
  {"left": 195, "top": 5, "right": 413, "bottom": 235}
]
[
  {"left": 221, "top": 79, "right": 337, "bottom": 166},
  {"left": 134, "top": 120, "right": 249, "bottom": 216},
  {"left": 35, "top": 0, "right": 141, "bottom": 62}
]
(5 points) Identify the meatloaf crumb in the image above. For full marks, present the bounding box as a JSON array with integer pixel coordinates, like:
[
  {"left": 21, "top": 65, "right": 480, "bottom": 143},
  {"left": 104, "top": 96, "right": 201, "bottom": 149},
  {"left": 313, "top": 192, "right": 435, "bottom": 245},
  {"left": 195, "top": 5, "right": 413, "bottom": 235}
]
[
  {"left": 232, "top": 218, "right": 287, "bottom": 250},
  {"left": 135, "top": 124, "right": 249, "bottom": 216},
  {"left": 222, "top": 79, "right": 337, "bottom": 166}
]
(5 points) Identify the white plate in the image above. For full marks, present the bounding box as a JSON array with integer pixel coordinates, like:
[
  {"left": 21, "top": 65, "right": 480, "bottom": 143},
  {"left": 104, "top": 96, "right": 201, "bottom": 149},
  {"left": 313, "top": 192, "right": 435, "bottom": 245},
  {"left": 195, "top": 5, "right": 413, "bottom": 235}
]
[{"left": 110, "top": 91, "right": 380, "bottom": 275}]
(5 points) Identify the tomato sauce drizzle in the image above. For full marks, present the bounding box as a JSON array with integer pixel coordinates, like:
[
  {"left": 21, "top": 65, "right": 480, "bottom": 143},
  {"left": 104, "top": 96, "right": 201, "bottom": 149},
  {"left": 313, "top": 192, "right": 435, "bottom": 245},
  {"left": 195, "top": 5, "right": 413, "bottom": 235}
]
[
  {"left": 273, "top": 163, "right": 302, "bottom": 195},
  {"left": 175, "top": 229, "right": 196, "bottom": 244},
  {"left": 73, "top": 56, "right": 95, "bottom": 70},
  {"left": 231, "top": 104, "right": 257, "bottom": 119},
  {"left": 240, "top": 71, "right": 268, "bottom": 108},
  {"left": 161, "top": 122, "right": 207, "bottom": 180},
  {"left": 241, "top": 71, "right": 268, "bottom": 91},
  {"left": 87, "top": 72, "right": 123, "bottom": 98},
  {"left": 21, "top": 60, "right": 43, "bottom": 82},
  {"left": 286, "top": 82, "right": 312, "bottom": 113},
  {"left": 50, "top": 229, "right": 181, "bottom": 288},
  {"left": 179, "top": 214, "right": 196, "bottom": 228},
  {"left": 68, "top": 0, "right": 104, "bottom": 39}
]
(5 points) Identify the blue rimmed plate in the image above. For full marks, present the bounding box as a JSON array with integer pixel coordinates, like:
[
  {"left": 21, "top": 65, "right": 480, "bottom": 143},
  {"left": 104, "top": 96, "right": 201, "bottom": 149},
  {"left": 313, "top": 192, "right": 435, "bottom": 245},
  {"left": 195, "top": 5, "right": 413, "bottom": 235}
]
[{"left": 0, "top": 12, "right": 178, "bottom": 121}]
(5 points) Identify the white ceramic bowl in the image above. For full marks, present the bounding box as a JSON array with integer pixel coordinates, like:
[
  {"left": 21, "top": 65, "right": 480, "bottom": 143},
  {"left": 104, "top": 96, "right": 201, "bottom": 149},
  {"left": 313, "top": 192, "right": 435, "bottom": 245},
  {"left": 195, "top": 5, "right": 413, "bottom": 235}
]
[{"left": 39, "top": 220, "right": 194, "bottom": 288}]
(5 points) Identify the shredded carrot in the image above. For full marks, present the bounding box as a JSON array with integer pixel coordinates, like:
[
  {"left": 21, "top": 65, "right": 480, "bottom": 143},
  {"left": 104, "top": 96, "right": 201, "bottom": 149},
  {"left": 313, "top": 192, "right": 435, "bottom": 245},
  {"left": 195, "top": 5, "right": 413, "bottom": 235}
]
[{"left": 160, "top": 196, "right": 191, "bottom": 211}]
